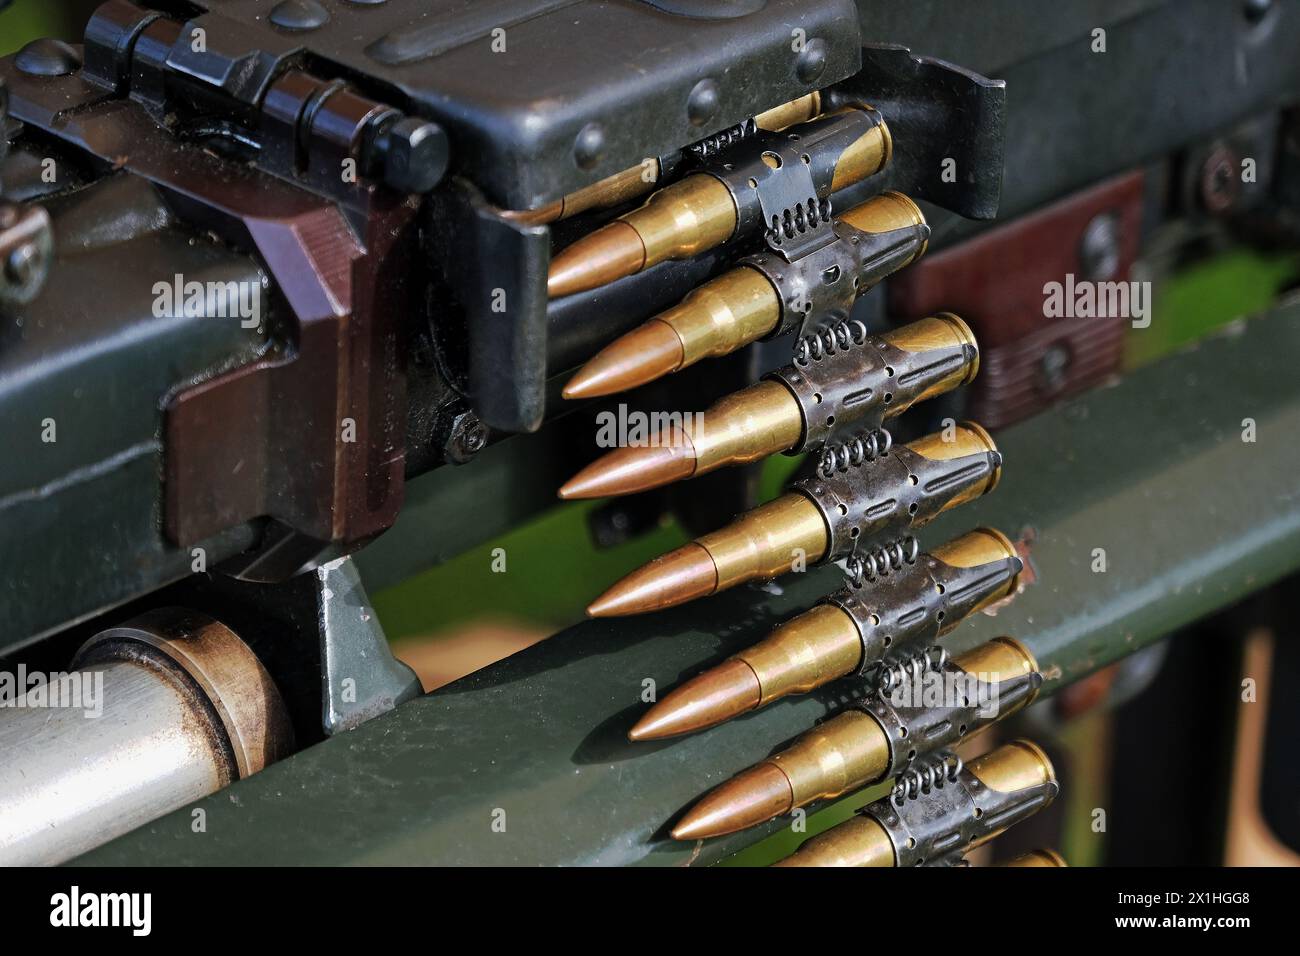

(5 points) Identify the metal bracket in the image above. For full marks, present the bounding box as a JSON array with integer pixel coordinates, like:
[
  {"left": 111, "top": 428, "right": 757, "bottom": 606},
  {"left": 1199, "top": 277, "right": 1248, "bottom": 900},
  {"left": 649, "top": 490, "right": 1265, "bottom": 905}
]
[
  {"left": 862, "top": 663, "right": 1042, "bottom": 778},
  {"left": 828, "top": 44, "right": 1007, "bottom": 220},
  {"left": 769, "top": 329, "right": 921, "bottom": 449},
  {"left": 794, "top": 444, "right": 1000, "bottom": 559},
  {"left": 741, "top": 216, "right": 929, "bottom": 338},
  {"left": 705, "top": 106, "right": 885, "bottom": 252},
  {"left": 829, "top": 543, "right": 1022, "bottom": 674},
  {"left": 864, "top": 750, "right": 1058, "bottom": 867},
  {"left": 429, "top": 177, "right": 551, "bottom": 434},
  {"left": 315, "top": 557, "right": 422, "bottom": 736}
]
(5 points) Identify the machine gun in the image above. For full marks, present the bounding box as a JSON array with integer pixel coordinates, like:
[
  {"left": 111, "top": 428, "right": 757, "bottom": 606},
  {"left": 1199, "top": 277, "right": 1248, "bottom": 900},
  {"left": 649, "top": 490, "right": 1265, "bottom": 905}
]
[{"left": 2, "top": 0, "right": 1299, "bottom": 868}]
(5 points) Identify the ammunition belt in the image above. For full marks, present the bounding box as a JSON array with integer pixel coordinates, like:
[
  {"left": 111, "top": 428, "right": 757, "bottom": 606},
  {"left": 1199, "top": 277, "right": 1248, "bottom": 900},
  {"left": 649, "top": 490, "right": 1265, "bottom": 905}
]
[
  {"left": 828, "top": 548, "right": 1023, "bottom": 673},
  {"left": 687, "top": 117, "right": 759, "bottom": 161},
  {"left": 862, "top": 751, "right": 1059, "bottom": 867},
  {"left": 819, "top": 428, "right": 894, "bottom": 477},
  {"left": 704, "top": 107, "right": 885, "bottom": 259},
  {"left": 769, "top": 327, "right": 969, "bottom": 450},
  {"left": 858, "top": 658, "right": 1042, "bottom": 780},
  {"left": 793, "top": 445, "right": 1000, "bottom": 559},
  {"left": 742, "top": 220, "right": 930, "bottom": 339}
]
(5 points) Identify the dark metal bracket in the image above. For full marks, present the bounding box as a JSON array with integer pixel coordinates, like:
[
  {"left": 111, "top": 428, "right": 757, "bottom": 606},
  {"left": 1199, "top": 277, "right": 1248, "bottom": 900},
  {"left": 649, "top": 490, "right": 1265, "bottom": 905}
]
[
  {"left": 429, "top": 178, "right": 551, "bottom": 434},
  {"left": 829, "top": 44, "right": 1007, "bottom": 221}
]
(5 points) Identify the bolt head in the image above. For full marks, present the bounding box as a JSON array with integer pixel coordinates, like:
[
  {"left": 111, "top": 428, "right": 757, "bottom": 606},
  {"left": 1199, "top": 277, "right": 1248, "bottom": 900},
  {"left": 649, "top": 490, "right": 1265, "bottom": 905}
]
[
  {"left": 384, "top": 117, "right": 449, "bottom": 194},
  {"left": 0, "top": 205, "right": 53, "bottom": 307},
  {"left": 5, "top": 242, "right": 38, "bottom": 286},
  {"left": 444, "top": 411, "right": 488, "bottom": 464}
]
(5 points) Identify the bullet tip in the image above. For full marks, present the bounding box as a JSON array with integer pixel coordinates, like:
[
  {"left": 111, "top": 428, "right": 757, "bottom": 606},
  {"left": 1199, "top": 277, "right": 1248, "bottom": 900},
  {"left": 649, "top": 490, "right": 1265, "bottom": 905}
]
[
  {"left": 558, "top": 434, "right": 698, "bottom": 500},
  {"left": 587, "top": 543, "right": 718, "bottom": 617},
  {"left": 628, "top": 659, "right": 762, "bottom": 740},
  {"left": 672, "top": 762, "right": 794, "bottom": 840},
  {"left": 547, "top": 220, "right": 647, "bottom": 298},
  {"left": 563, "top": 320, "right": 686, "bottom": 399}
]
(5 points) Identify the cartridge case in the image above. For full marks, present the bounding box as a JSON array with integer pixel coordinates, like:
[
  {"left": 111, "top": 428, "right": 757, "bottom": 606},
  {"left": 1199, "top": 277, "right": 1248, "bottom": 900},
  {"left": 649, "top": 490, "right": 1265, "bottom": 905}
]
[
  {"left": 514, "top": 92, "right": 824, "bottom": 225},
  {"left": 583, "top": 425, "right": 1002, "bottom": 614},
  {"left": 741, "top": 191, "right": 929, "bottom": 341},
  {"left": 550, "top": 107, "right": 893, "bottom": 297},
  {"left": 665, "top": 268, "right": 783, "bottom": 368},
  {"left": 997, "top": 849, "right": 1069, "bottom": 867},
  {"left": 710, "top": 105, "right": 891, "bottom": 244},
  {"left": 776, "top": 739, "right": 1058, "bottom": 867},
  {"left": 668, "top": 638, "right": 1041, "bottom": 841},
  {"left": 698, "top": 492, "right": 829, "bottom": 590},
  {"left": 761, "top": 637, "right": 1040, "bottom": 809},
  {"left": 752, "top": 91, "right": 823, "bottom": 132},
  {"left": 740, "top": 528, "right": 1022, "bottom": 705}
]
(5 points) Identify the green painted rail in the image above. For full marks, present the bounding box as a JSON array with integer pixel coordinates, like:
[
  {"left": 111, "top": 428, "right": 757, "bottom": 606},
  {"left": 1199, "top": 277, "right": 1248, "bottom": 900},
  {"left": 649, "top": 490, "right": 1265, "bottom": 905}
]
[{"left": 77, "top": 303, "right": 1300, "bottom": 865}]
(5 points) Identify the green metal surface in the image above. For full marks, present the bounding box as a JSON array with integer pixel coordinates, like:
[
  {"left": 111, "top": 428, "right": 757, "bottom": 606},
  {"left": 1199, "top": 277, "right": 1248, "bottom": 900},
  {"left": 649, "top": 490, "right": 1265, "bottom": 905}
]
[
  {"left": 0, "top": 179, "right": 268, "bottom": 650},
  {"left": 76, "top": 303, "right": 1300, "bottom": 866}
]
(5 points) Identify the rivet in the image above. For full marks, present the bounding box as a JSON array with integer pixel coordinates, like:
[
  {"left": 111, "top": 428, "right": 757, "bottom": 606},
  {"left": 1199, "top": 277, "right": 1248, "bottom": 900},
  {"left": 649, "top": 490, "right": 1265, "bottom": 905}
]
[
  {"left": 270, "top": 0, "right": 330, "bottom": 31},
  {"left": 573, "top": 122, "right": 606, "bottom": 170},
  {"left": 15, "top": 38, "right": 82, "bottom": 77},
  {"left": 686, "top": 78, "right": 720, "bottom": 127},
  {"left": 795, "top": 37, "right": 828, "bottom": 84}
]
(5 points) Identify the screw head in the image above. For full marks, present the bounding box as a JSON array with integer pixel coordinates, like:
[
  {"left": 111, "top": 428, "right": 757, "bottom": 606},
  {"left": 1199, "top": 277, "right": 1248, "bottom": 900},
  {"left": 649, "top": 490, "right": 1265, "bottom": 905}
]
[
  {"left": 1037, "top": 343, "right": 1072, "bottom": 397},
  {"left": 270, "top": 0, "right": 330, "bottom": 31},
  {"left": 1079, "top": 211, "right": 1121, "bottom": 281},
  {"left": 573, "top": 122, "right": 606, "bottom": 171},
  {"left": 1200, "top": 145, "right": 1241, "bottom": 215},
  {"left": 444, "top": 411, "right": 488, "bottom": 464}
]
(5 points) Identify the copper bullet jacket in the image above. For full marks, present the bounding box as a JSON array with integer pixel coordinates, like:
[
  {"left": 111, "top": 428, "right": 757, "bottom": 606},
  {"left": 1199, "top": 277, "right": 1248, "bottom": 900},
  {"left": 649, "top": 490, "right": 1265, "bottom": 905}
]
[
  {"left": 559, "top": 379, "right": 801, "bottom": 500},
  {"left": 562, "top": 268, "right": 779, "bottom": 400},
  {"left": 627, "top": 659, "right": 763, "bottom": 742},
  {"left": 671, "top": 707, "right": 891, "bottom": 840},
  {"left": 770, "top": 816, "right": 894, "bottom": 867},
  {"left": 586, "top": 493, "right": 827, "bottom": 617},
  {"left": 547, "top": 174, "right": 738, "bottom": 298}
]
